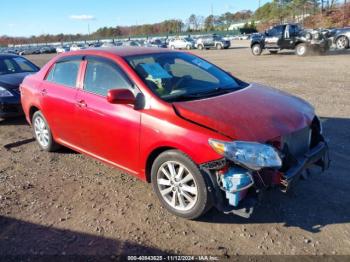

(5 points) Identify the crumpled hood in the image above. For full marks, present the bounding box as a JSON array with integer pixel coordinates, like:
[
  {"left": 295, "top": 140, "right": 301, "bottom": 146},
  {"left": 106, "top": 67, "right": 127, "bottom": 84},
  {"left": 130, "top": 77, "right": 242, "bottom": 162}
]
[
  {"left": 173, "top": 83, "right": 315, "bottom": 142},
  {"left": 0, "top": 72, "right": 31, "bottom": 89}
]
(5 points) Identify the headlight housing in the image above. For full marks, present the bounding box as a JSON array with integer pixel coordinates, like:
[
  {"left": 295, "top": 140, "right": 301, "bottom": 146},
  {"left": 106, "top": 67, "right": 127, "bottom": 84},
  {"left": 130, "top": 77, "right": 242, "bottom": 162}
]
[
  {"left": 0, "top": 86, "right": 14, "bottom": 97},
  {"left": 209, "top": 139, "right": 282, "bottom": 171}
]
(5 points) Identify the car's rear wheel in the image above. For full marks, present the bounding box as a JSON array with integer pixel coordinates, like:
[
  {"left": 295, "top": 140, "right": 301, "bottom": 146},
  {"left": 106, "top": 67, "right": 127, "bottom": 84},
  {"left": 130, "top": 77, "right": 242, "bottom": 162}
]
[
  {"left": 295, "top": 43, "right": 308, "bottom": 56},
  {"left": 251, "top": 44, "right": 262, "bottom": 56},
  {"left": 336, "top": 36, "right": 349, "bottom": 50},
  {"left": 32, "top": 111, "right": 59, "bottom": 152},
  {"left": 170, "top": 45, "right": 175, "bottom": 50},
  {"left": 186, "top": 44, "right": 191, "bottom": 50},
  {"left": 197, "top": 44, "right": 204, "bottom": 50},
  {"left": 151, "top": 150, "right": 212, "bottom": 219}
]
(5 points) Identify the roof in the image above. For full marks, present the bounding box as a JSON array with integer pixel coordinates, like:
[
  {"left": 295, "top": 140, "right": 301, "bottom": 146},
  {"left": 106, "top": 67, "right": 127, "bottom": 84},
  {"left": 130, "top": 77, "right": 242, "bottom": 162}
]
[
  {"left": 0, "top": 53, "right": 19, "bottom": 58},
  {"left": 65, "top": 47, "right": 176, "bottom": 58}
]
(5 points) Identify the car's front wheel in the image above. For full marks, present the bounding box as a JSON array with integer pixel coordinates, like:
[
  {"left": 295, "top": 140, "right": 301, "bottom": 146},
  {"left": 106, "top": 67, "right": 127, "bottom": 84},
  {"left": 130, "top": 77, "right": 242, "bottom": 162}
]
[
  {"left": 151, "top": 150, "right": 212, "bottom": 219},
  {"left": 251, "top": 44, "right": 262, "bottom": 56},
  {"left": 336, "top": 36, "right": 349, "bottom": 50},
  {"left": 197, "top": 44, "right": 204, "bottom": 50},
  {"left": 32, "top": 111, "right": 59, "bottom": 152}
]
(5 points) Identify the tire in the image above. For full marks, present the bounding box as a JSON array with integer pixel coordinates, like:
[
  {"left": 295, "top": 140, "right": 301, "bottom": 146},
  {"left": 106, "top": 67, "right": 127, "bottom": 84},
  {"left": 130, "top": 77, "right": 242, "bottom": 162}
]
[
  {"left": 32, "top": 111, "right": 60, "bottom": 152},
  {"left": 170, "top": 45, "right": 175, "bottom": 50},
  {"left": 216, "top": 43, "right": 223, "bottom": 50},
  {"left": 197, "top": 44, "right": 204, "bottom": 50},
  {"left": 269, "top": 50, "right": 278, "bottom": 54},
  {"left": 295, "top": 43, "right": 308, "bottom": 56},
  {"left": 336, "top": 36, "right": 349, "bottom": 50},
  {"left": 251, "top": 44, "right": 262, "bottom": 56},
  {"left": 186, "top": 45, "right": 191, "bottom": 50},
  {"left": 151, "top": 150, "right": 212, "bottom": 219}
]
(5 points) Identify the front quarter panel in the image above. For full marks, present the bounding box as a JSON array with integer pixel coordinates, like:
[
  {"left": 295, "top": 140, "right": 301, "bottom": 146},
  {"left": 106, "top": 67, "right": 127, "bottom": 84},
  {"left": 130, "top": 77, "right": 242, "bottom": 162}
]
[{"left": 139, "top": 100, "right": 227, "bottom": 179}]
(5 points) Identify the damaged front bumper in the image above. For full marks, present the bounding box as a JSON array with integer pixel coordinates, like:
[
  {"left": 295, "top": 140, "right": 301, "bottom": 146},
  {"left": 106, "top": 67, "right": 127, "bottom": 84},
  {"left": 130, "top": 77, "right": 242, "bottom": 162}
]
[
  {"left": 200, "top": 140, "right": 330, "bottom": 218},
  {"left": 280, "top": 141, "right": 330, "bottom": 192}
]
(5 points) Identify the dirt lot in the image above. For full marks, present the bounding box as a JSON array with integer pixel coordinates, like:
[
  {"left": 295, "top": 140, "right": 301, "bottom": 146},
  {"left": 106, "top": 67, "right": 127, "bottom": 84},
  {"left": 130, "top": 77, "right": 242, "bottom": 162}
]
[{"left": 1, "top": 41, "right": 350, "bottom": 257}]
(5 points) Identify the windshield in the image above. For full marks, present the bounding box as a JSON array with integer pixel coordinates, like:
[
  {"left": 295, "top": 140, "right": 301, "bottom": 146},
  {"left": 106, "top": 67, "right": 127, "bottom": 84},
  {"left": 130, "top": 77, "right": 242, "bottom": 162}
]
[
  {"left": 0, "top": 56, "right": 39, "bottom": 75},
  {"left": 125, "top": 52, "right": 245, "bottom": 102}
]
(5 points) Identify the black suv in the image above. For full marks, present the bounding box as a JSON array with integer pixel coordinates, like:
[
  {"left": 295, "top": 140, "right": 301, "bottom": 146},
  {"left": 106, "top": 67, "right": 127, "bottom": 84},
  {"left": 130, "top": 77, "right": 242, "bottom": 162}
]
[
  {"left": 250, "top": 24, "right": 331, "bottom": 56},
  {"left": 195, "top": 35, "right": 230, "bottom": 50}
]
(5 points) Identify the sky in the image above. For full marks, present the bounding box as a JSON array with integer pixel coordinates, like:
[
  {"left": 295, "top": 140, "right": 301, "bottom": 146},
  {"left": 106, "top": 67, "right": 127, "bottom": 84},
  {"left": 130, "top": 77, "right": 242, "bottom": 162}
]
[{"left": 0, "top": 0, "right": 270, "bottom": 37}]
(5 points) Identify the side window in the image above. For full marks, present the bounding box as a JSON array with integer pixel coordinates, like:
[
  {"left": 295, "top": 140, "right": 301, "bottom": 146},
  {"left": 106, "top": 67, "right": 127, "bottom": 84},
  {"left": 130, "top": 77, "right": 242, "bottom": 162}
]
[
  {"left": 268, "top": 26, "right": 283, "bottom": 37},
  {"left": 84, "top": 60, "right": 131, "bottom": 96},
  {"left": 290, "top": 25, "right": 299, "bottom": 36},
  {"left": 46, "top": 60, "right": 80, "bottom": 87}
]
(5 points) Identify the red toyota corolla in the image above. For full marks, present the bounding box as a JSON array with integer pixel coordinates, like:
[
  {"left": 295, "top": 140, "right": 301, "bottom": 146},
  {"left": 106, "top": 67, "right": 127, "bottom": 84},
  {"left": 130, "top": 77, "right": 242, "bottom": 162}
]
[{"left": 20, "top": 48, "right": 329, "bottom": 219}]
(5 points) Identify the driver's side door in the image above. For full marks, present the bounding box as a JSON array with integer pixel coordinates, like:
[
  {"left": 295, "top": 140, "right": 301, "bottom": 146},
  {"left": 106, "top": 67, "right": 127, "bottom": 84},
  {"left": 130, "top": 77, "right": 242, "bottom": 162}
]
[
  {"left": 265, "top": 25, "right": 284, "bottom": 48},
  {"left": 75, "top": 56, "right": 141, "bottom": 174}
]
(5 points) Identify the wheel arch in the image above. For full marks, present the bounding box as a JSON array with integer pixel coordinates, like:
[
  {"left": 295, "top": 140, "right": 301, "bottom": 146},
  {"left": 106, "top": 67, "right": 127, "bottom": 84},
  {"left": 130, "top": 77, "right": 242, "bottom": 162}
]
[
  {"left": 28, "top": 105, "right": 41, "bottom": 124},
  {"left": 145, "top": 146, "right": 176, "bottom": 183},
  {"left": 335, "top": 34, "right": 349, "bottom": 45},
  {"left": 250, "top": 41, "right": 262, "bottom": 48}
]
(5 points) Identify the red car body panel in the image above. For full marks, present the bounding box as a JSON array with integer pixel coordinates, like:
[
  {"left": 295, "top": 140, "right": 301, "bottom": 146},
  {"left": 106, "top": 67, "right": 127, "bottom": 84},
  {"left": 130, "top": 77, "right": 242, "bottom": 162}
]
[
  {"left": 20, "top": 48, "right": 315, "bottom": 182},
  {"left": 173, "top": 83, "right": 315, "bottom": 142}
]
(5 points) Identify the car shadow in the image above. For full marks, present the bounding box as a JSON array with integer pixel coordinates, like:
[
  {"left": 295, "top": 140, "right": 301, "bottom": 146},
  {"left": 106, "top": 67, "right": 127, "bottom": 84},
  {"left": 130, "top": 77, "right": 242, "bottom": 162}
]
[
  {"left": 200, "top": 117, "right": 350, "bottom": 233},
  {"left": 0, "top": 216, "right": 172, "bottom": 257}
]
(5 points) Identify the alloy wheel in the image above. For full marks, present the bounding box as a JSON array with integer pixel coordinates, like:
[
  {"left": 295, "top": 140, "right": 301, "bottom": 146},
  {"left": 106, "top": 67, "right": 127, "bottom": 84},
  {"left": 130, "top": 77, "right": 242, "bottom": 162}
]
[
  {"left": 34, "top": 116, "right": 49, "bottom": 148},
  {"left": 336, "top": 36, "right": 348, "bottom": 50},
  {"left": 252, "top": 45, "right": 261, "bottom": 55},
  {"left": 156, "top": 161, "right": 198, "bottom": 211},
  {"left": 297, "top": 45, "right": 306, "bottom": 56}
]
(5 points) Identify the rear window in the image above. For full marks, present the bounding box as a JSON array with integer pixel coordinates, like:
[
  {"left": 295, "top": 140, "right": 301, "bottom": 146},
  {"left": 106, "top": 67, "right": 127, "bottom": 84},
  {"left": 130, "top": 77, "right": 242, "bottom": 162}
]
[{"left": 46, "top": 60, "right": 80, "bottom": 87}]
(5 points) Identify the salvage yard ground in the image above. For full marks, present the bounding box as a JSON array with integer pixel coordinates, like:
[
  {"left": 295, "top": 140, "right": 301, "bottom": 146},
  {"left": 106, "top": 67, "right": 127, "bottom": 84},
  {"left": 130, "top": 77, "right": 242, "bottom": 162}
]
[{"left": 0, "top": 41, "right": 350, "bottom": 256}]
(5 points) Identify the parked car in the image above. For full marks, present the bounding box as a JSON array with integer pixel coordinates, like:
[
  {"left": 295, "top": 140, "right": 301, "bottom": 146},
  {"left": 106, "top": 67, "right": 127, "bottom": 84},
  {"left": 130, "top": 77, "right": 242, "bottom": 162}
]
[
  {"left": 70, "top": 44, "right": 87, "bottom": 52},
  {"left": 56, "top": 46, "right": 70, "bottom": 54},
  {"left": 195, "top": 35, "right": 230, "bottom": 50},
  {"left": 122, "top": 40, "right": 143, "bottom": 47},
  {"left": 250, "top": 23, "right": 331, "bottom": 56},
  {"left": 0, "top": 54, "right": 39, "bottom": 118},
  {"left": 332, "top": 27, "right": 350, "bottom": 50},
  {"left": 147, "top": 39, "right": 167, "bottom": 48},
  {"left": 21, "top": 48, "right": 329, "bottom": 219},
  {"left": 168, "top": 37, "right": 194, "bottom": 50}
]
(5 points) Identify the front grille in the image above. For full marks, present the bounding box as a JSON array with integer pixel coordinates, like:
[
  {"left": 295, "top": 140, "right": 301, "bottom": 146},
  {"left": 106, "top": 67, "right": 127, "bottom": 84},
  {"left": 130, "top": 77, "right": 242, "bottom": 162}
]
[{"left": 282, "top": 127, "right": 311, "bottom": 157}]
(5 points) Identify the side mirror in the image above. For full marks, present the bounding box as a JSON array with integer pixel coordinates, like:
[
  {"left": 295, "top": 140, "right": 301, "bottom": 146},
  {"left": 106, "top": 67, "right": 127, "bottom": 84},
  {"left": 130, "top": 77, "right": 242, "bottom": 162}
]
[{"left": 107, "top": 89, "right": 135, "bottom": 105}]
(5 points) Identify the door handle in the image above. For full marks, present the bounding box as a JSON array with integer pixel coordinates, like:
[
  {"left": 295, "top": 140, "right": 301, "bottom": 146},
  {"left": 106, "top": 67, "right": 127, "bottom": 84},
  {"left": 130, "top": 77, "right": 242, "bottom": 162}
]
[{"left": 76, "top": 100, "right": 87, "bottom": 108}]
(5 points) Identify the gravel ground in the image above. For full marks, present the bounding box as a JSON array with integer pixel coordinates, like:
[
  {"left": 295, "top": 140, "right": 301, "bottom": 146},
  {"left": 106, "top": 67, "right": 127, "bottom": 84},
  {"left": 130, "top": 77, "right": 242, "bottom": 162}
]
[{"left": 0, "top": 41, "right": 350, "bottom": 257}]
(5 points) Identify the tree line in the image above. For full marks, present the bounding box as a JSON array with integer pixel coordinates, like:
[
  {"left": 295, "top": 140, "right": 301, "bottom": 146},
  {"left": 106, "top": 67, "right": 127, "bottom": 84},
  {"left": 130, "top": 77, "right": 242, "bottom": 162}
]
[
  {"left": 1, "top": 1, "right": 349, "bottom": 46},
  {"left": 0, "top": 10, "right": 253, "bottom": 46}
]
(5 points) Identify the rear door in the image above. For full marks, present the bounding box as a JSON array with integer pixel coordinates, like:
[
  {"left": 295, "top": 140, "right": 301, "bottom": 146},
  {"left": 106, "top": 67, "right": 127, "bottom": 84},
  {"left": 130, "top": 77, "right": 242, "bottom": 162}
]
[
  {"left": 75, "top": 56, "right": 141, "bottom": 174},
  {"left": 280, "top": 24, "right": 298, "bottom": 49},
  {"left": 41, "top": 56, "right": 82, "bottom": 146}
]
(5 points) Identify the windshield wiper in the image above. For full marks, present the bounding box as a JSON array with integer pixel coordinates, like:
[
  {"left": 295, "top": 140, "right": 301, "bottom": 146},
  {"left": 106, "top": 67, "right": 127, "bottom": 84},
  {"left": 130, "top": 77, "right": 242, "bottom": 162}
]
[
  {"left": 193, "top": 86, "right": 236, "bottom": 97},
  {"left": 168, "top": 87, "right": 235, "bottom": 102}
]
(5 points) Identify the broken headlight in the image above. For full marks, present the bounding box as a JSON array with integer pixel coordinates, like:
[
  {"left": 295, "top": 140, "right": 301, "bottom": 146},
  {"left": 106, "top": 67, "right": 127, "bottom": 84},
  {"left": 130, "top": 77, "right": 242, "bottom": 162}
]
[{"left": 208, "top": 139, "right": 282, "bottom": 171}]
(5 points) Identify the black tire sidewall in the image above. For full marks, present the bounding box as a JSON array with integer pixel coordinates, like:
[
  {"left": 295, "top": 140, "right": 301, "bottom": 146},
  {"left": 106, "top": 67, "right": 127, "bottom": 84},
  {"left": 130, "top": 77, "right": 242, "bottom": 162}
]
[
  {"left": 32, "top": 111, "right": 57, "bottom": 152},
  {"left": 151, "top": 150, "right": 211, "bottom": 219}
]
